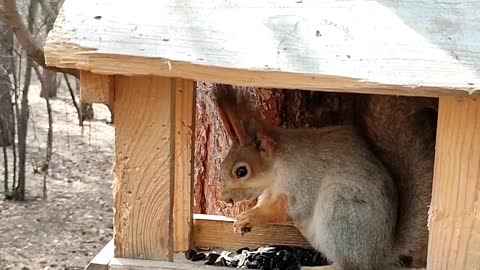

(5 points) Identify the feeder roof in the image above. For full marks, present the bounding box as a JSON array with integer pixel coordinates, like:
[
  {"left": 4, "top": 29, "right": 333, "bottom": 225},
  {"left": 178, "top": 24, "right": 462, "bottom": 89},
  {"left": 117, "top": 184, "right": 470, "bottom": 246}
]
[{"left": 45, "top": 0, "right": 480, "bottom": 96}]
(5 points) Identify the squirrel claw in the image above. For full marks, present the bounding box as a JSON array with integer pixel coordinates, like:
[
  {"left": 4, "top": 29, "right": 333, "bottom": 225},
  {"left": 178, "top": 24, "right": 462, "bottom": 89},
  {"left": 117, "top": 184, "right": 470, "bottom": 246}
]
[
  {"left": 240, "top": 227, "right": 251, "bottom": 236},
  {"left": 233, "top": 220, "right": 252, "bottom": 236}
]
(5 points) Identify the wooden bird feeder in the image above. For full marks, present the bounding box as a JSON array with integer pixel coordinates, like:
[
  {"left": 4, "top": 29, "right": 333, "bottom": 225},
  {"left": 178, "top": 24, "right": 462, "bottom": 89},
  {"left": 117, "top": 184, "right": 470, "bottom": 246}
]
[{"left": 44, "top": 0, "right": 480, "bottom": 269}]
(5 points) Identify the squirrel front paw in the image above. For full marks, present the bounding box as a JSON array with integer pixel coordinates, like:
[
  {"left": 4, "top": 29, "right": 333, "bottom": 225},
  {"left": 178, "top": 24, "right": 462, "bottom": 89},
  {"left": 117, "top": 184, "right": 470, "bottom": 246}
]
[{"left": 233, "top": 211, "right": 255, "bottom": 236}]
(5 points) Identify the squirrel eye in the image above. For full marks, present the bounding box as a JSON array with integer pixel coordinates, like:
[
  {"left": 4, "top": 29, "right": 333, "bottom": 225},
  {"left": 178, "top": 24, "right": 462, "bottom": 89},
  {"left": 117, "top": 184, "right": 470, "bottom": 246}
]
[{"left": 235, "top": 166, "right": 248, "bottom": 179}]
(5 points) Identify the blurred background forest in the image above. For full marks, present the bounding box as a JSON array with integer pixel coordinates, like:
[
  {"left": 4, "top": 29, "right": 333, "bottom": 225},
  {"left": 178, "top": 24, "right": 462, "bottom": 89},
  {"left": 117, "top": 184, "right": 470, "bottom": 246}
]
[{"left": 0, "top": 0, "right": 351, "bottom": 269}]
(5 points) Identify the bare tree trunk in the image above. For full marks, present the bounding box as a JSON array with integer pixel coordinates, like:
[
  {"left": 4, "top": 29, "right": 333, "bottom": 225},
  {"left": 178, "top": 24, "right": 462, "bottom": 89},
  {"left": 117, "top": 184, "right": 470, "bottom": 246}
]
[
  {"left": 15, "top": 57, "right": 32, "bottom": 201},
  {"left": 0, "top": 67, "right": 13, "bottom": 147},
  {"left": 43, "top": 95, "right": 52, "bottom": 199},
  {"left": 40, "top": 69, "right": 57, "bottom": 98},
  {"left": 1, "top": 118, "right": 9, "bottom": 195},
  {"left": 14, "top": 0, "right": 37, "bottom": 201},
  {"left": 10, "top": 46, "right": 19, "bottom": 194},
  {"left": 0, "top": 3, "right": 14, "bottom": 147}
]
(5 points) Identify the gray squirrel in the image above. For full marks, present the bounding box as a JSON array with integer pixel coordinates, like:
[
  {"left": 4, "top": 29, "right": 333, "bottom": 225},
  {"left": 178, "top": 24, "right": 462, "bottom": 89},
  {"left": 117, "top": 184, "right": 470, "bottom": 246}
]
[{"left": 214, "top": 84, "right": 436, "bottom": 270}]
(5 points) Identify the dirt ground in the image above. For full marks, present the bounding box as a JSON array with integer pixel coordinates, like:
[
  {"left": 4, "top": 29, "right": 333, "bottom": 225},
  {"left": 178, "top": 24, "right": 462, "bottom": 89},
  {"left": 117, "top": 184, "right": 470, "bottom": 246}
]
[{"left": 0, "top": 82, "right": 115, "bottom": 270}]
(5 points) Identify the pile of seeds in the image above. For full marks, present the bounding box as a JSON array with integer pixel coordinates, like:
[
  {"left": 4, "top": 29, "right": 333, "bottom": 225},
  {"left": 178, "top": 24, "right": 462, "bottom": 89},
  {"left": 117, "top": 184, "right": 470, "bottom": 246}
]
[{"left": 185, "top": 245, "right": 330, "bottom": 269}]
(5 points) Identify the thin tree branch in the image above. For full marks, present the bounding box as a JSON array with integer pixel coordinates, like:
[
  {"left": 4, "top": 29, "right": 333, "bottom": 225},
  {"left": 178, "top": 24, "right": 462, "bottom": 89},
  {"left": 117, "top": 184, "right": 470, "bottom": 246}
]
[
  {"left": 38, "top": 0, "right": 56, "bottom": 30},
  {"left": 63, "top": 73, "right": 81, "bottom": 125},
  {"left": 3, "top": 0, "right": 43, "bottom": 65},
  {"left": 2, "top": 0, "right": 79, "bottom": 77}
]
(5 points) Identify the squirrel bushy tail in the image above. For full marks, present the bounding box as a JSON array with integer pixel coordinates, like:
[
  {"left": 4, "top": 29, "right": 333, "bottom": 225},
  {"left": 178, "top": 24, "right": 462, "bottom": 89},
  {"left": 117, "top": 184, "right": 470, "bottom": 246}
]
[{"left": 356, "top": 94, "right": 437, "bottom": 267}]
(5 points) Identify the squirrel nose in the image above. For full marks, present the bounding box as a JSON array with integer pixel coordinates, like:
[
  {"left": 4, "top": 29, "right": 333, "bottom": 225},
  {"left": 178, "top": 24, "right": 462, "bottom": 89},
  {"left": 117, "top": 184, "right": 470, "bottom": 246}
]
[{"left": 223, "top": 196, "right": 235, "bottom": 206}]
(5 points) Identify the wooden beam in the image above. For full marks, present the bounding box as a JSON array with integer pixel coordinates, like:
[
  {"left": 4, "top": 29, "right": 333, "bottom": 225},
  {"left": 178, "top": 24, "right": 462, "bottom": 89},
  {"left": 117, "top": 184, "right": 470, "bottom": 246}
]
[
  {"left": 173, "top": 79, "right": 196, "bottom": 252},
  {"left": 427, "top": 97, "right": 480, "bottom": 270},
  {"left": 192, "top": 214, "right": 310, "bottom": 250},
  {"left": 109, "top": 257, "right": 231, "bottom": 270},
  {"left": 108, "top": 257, "right": 342, "bottom": 270},
  {"left": 112, "top": 75, "right": 175, "bottom": 261},
  {"left": 85, "top": 240, "right": 114, "bottom": 270},
  {"left": 45, "top": 0, "right": 480, "bottom": 97},
  {"left": 80, "top": 70, "right": 114, "bottom": 107},
  {"left": 108, "top": 256, "right": 422, "bottom": 270}
]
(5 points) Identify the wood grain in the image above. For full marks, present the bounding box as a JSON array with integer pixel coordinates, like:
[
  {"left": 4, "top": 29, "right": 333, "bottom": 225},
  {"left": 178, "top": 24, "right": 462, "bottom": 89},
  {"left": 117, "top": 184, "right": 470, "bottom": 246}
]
[
  {"left": 45, "top": 0, "right": 480, "bottom": 97},
  {"left": 192, "top": 214, "right": 310, "bottom": 250},
  {"left": 112, "top": 75, "right": 175, "bottom": 261},
  {"left": 80, "top": 70, "right": 114, "bottom": 107},
  {"left": 173, "top": 79, "right": 195, "bottom": 252},
  {"left": 427, "top": 97, "right": 480, "bottom": 270}
]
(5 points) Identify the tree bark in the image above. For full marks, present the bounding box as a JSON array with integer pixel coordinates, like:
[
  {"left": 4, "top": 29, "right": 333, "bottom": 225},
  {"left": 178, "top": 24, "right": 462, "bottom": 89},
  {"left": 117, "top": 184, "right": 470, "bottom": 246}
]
[
  {"left": 0, "top": 2, "right": 14, "bottom": 147},
  {"left": 39, "top": 69, "right": 57, "bottom": 98},
  {"left": 13, "top": 0, "right": 37, "bottom": 201},
  {"left": 193, "top": 83, "right": 355, "bottom": 216},
  {"left": 15, "top": 57, "right": 32, "bottom": 201}
]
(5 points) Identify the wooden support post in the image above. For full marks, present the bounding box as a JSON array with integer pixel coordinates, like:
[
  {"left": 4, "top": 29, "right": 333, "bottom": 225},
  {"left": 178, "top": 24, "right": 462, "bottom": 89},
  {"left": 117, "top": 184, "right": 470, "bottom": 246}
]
[
  {"left": 80, "top": 70, "right": 115, "bottom": 108},
  {"left": 173, "top": 79, "right": 195, "bottom": 252},
  {"left": 113, "top": 75, "right": 177, "bottom": 261},
  {"left": 427, "top": 97, "right": 480, "bottom": 270}
]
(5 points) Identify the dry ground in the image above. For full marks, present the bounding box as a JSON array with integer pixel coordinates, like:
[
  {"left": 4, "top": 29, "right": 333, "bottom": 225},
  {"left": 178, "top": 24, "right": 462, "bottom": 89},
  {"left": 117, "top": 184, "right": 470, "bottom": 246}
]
[{"left": 0, "top": 82, "right": 115, "bottom": 270}]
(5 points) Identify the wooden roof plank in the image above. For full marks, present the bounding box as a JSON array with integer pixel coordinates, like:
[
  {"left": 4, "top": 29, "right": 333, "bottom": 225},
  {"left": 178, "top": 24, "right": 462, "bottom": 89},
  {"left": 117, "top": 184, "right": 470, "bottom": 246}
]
[{"left": 44, "top": 0, "right": 480, "bottom": 96}]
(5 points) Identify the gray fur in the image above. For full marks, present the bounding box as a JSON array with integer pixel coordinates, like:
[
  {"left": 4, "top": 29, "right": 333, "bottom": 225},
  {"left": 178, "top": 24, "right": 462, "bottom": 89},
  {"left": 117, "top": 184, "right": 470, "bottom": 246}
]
[
  {"left": 355, "top": 95, "right": 437, "bottom": 267},
  {"left": 272, "top": 126, "right": 398, "bottom": 270}
]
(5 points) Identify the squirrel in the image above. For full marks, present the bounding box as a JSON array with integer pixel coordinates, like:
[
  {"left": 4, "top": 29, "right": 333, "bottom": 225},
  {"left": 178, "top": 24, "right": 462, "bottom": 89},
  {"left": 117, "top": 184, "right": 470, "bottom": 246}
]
[
  {"left": 355, "top": 94, "right": 437, "bottom": 268},
  {"left": 212, "top": 84, "right": 401, "bottom": 270}
]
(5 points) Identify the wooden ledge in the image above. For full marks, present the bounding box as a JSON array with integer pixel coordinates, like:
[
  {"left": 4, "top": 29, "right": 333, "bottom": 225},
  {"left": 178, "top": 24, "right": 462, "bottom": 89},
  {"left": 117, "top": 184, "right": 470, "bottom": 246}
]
[{"left": 193, "top": 214, "right": 310, "bottom": 250}]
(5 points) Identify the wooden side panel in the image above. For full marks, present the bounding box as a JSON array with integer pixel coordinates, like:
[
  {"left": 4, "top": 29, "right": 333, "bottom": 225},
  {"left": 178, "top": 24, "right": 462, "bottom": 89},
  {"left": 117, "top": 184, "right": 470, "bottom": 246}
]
[
  {"left": 80, "top": 70, "right": 114, "bottom": 107},
  {"left": 173, "top": 79, "right": 195, "bottom": 252},
  {"left": 112, "top": 76, "right": 175, "bottom": 261},
  {"left": 192, "top": 214, "right": 310, "bottom": 250},
  {"left": 427, "top": 97, "right": 480, "bottom": 270}
]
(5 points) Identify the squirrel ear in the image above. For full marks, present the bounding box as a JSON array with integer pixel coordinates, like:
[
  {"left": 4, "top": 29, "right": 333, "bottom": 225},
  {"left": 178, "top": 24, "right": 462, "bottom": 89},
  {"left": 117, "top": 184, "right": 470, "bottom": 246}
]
[
  {"left": 212, "top": 84, "right": 249, "bottom": 146},
  {"left": 225, "top": 110, "right": 249, "bottom": 146},
  {"left": 255, "top": 132, "right": 277, "bottom": 158},
  {"left": 216, "top": 105, "right": 236, "bottom": 140}
]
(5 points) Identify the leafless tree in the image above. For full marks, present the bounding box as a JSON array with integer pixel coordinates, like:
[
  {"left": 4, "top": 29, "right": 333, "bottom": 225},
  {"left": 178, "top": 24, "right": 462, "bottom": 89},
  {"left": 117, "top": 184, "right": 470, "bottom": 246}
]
[{"left": 0, "top": 0, "right": 92, "bottom": 200}]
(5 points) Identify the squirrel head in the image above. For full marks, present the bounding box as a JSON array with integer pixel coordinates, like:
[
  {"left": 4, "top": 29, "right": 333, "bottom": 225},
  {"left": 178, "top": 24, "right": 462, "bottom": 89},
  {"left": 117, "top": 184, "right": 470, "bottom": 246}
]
[{"left": 212, "top": 84, "right": 277, "bottom": 204}]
